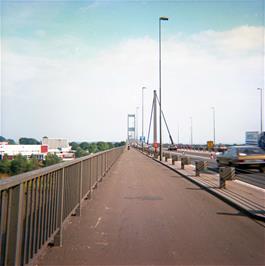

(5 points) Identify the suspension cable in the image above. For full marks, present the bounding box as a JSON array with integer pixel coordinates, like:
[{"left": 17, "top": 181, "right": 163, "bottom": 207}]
[{"left": 155, "top": 94, "right": 175, "bottom": 145}]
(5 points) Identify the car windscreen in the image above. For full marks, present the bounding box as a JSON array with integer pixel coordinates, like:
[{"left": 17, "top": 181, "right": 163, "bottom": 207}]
[{"left": 237, "top": 147, "right": 265, "bottom": 155}]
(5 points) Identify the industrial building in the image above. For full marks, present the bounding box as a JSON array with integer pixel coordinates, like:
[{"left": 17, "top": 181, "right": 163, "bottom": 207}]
[{"left": 0, "top": 137, "right": 75, "bottom": 161}]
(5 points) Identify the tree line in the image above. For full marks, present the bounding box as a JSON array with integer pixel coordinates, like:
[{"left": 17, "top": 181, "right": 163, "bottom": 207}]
[
  {"left": 0, "top": 153, "right": 61, "bottom": 176},
  {"left": 70, "top": 141, "right": 126, "bottom": 158},
  {"left": 0, "top": 136, "right": 41, "bottom": 145},
  {"left": 0, "top": 137, "right": 125, "bottom": 176}
]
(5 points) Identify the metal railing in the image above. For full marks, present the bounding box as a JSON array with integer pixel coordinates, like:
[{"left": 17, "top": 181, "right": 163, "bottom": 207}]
[{"left": 0, "top": 146, "right": 124, "bottom": 265}]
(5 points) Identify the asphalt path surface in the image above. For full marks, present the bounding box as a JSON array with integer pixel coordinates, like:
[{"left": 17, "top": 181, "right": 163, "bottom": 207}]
[
  {"left": 167, "top": 150, "right": 265, "bottom": 189},
  {"left": 37, "top": 149, "right": 265, "bottom": 265}
]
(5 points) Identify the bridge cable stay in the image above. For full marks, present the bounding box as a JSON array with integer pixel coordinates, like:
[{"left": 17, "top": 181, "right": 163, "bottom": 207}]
[
  {"left": 155, "top": 94, "right": 175, "bottom": 145},
  {"left": 147, "top": 97, "right": 154, "bottom": 145}
]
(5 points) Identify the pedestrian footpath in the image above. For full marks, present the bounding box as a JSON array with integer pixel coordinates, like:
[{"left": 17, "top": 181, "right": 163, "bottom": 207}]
[{"left": 36, "top": 149, "right": 265, "bottom": 266}]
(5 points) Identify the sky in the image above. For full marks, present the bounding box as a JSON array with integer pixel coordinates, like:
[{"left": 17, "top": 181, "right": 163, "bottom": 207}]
[{"left": 1, "top": 0, "right": 264, "bottom": 144}]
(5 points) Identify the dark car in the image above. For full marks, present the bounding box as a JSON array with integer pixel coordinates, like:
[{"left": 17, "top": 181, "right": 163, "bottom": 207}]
[
  {"left": 216, "top": 146, "right": 265, "bottom": 172},
  {"left": 168, "top": 144, "right": 177, "bottom": 151}
]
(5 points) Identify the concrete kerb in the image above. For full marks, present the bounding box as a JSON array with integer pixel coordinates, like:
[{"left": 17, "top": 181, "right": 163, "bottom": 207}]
[{"left": 136, "top": 148, "right": 265, "bottom": 222}]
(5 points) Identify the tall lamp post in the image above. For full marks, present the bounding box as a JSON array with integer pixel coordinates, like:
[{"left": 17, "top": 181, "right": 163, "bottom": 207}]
[
  {"left": 257, "top": 88, "right": 264, "bottom": 132},
  {"left": 142, "top": 87, "right": 147, "bottom": 151},
  {"left": 159, "top": 16, "right": 169, "bottom": 161},
  {"left": 136, "top": 106, "right": 139, "bottom": 142},
  {"left": 211, "top": 107, "right": 216, "bottom": 144}
]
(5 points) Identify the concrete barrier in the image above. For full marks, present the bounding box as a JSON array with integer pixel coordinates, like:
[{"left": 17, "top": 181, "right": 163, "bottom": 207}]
[
  {"left": 195, "top": 161, "right": 208, "bottom": 176},
  {"left": 171, "top": 154, "right": 180, "bottom": 165},
  {"left": 181, "top": 156, "right": 191, "bottom": 169},
  {"left": 219, "top": 167, "right": 235, "bottom": 188},
  {"left": 164, "top": 152, "right": 171, "bottom": 162}
]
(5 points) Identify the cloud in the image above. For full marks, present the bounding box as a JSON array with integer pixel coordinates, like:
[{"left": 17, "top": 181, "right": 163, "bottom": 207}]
[
  {"left": 79, "top": 0, "right": 100, "bottom": 12},
  {"left": 1, "top": 26, "right": 264, "bottom": 143}
]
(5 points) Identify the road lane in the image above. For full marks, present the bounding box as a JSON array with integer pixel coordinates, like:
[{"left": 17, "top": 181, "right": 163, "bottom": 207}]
[{"left": 38, "top": 149, "right": 265, "bottom": 265}]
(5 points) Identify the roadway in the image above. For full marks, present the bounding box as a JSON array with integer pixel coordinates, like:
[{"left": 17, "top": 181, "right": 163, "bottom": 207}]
[
  {"left": 37, "top": 149, "right": 264, "bottom": 265},
  {"left": 166, "top": 149, "right": 265, "bottom": 189}
]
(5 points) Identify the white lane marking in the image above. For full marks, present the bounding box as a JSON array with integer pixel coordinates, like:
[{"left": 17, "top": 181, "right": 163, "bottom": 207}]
[
  {"left": 94, "top": 217, "right": 102, "bottom": 228},
  {"left": 234, "top": 180, "right": 265, "bottom": 192},
  {"left": 95, "top": 242, "right": 108, "bottom": 246}
]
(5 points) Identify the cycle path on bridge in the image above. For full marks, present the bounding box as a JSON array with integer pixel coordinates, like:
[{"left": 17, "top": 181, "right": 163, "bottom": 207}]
[{"left": 37, "top": 148, "right": 265, "bottom": 265}]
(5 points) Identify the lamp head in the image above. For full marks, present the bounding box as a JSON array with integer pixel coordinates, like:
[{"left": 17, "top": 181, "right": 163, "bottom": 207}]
[{"left": 160, "top": 16, "right": 169, "bottom": 21}]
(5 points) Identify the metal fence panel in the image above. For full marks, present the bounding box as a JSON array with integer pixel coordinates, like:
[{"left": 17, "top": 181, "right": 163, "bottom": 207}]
[{"left": 0, "top": 146, "right": 124, "bottom": 265}]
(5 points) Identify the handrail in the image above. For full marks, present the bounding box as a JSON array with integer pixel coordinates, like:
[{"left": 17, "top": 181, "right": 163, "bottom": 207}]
[{"left": 0, "top": 146, "right": 124, "bottom": 265}]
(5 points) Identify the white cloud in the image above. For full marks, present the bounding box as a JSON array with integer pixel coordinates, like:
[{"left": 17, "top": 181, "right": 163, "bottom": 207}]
[
  {"left": 79, "top": 0, "right": 101, "bottom": 12},
  {"left": 1, "top": 26, "right": 264, "bottom": 143}
]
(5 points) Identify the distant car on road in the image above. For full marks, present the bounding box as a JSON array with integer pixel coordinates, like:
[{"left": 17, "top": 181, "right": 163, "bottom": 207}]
[
  {"left": 168, "top": 144, "right": 177, "bottom": 151},
  {"left": 216, "top": 146, "right": 265, "bottom": 173}
]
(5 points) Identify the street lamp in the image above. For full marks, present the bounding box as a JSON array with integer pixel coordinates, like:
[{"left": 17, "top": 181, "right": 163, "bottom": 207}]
[
  {"left": 142, "top": 87, "right": 147, "bottom": 151},
  {"left": 136, "top": 106, "right": 139, "bottom": 142},
  {"left": 211, "top": 107, "right": 216, "bottom": 144},
  {"left": 159, "top": 16, "right": 169, "bottom": 161},
  {"left": 257, "top": 88, "right": 264, "bottom": 132}
]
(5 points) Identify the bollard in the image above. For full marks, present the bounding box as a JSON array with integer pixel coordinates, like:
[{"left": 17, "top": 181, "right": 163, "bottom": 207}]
[
  {"left": 165, "top": 153, "right": 170, "bottom": 162},
  {"left": 219, "top": 167, "right": 235, "bottom": 188},
  {"left": 171, "top": 154, "right": 180, "bottom": 165},
  {"left": 181, "top": 156, "right": 191, "bottom": 169},
  {"left": 195, "top": 161, "right": 208, "bottom": 176}
]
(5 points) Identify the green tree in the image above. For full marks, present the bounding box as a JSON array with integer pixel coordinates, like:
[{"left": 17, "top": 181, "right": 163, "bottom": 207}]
[
  {"left": 88, "top": 143, "right": 97, "bottom": 154},
  {"left": 44, "top": 153, "right": 61, "bottom": 167},
  {"left": 27, "top": 156, "right": 39, "bottom": 171},
  {"left": 80, "top": 142, "right": 90, "bottom": 151},
  {"left": 0, "top": 136, "right": 6, "bottom": 142},
  {"left": 75, "top": 147, "right": 88, "bottom": 158},
  {"left": 97, "top": 141, "right": 109, "bottom": 151},
  {"left": 7, "top": 139, "right": 16, "bottom": 144},
  {"left": 114, "top": 141, "right": 126, "bottom": 147},
  {"left": 69, "top": 142, "right": 79, "bottom": 150},
  {"left": 0, "top": 154, "right": 11, "bottom": 174},
  {"left": 107, "top": 142, "right": 114, "bottom": 149},
  {"left": 19, "top": 137, "right": 40, "bottom": 145},
  {"left": 10, "top": 154, "right": 28, "bottom": 175}
]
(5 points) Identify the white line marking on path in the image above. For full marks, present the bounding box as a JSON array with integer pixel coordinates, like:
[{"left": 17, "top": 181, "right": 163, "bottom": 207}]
[{"left": 94, "top": 217, "right": 102, "bottom": 228}]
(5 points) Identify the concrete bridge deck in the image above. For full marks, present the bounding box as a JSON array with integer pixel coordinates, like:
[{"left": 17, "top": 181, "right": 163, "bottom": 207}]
[{"left": 37, "top": 149, "right": 265, "bottom": 265}]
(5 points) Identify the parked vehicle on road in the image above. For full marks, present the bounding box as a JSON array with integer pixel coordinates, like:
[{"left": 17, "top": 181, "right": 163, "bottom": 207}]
[{"left": 216, "top": 146, "right": 265, "bottom": 173}]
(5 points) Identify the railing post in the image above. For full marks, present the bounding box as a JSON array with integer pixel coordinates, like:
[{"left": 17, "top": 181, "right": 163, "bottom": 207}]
[
  {"left": 15, "top": 183, "right": 25, "bottom": 266},
  {"left": 76, "top": 161, "right": 83, "bottom": 216},
  {"left": 0, "top": 191, "right": 8, "bottom": 265},
  {"left": 54, "top": 168, "right": 64, "bottom": 247},
  {"left": 87, "top": 158, "right": 92, "bottom": 200}
]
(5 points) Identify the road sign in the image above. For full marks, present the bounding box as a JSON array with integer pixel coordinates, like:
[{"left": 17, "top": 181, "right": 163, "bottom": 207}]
[
  {"left": 245, "top": 131, "right": 259, "bottom": 145},
  {"left": 140, "top": 136, "right": 145, "bottom": 143},
  {"left": 207, "top": 141, "right": 214, "bottom": 149}
]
